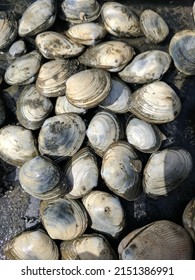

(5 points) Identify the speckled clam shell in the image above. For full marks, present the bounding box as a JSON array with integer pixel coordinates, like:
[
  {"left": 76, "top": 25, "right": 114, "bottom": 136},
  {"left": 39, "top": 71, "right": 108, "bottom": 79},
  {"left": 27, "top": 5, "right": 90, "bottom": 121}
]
[
  {"left": 128, "top": 81, "right": 181, "bottom": 124},
  {"left": 118, "top": 50, "right": 171, "bottom": 84},
  {"left": 66, "top": 69, "right": 111, "bottom": 109},
  {"left": 18, "top": 0, "right": 56, "bottom": 37},
  {"left": 40, "top": 197, "right": 88, "bottom": 240},
  {"left": 79, "top": 40, "right": 135, "bottom": 72},
  {"left": 55, "top": 96, "right": 87, "bottom": 115},
  {"left": 183, "top": 198, "right": 195, "bottom": 242},
  {"left": 82, "top": 190, "right": 126, "bottom": 238},
  {"left": 169, "top": 29, "right": 195, "bottom": 76},
  {"left": 4, "top": 50, "right": 42, "bottom": 85},
  {"left": 101, "top": 2, "right": 142, "bottom": 37},
  {"left": 118, "top": 220, "right": 193, "bottom": 260},
  {"left": 140, "top": 9, "right": 169, "bottom": 43},
  {"left": 3, "top": 229, "right": 59, "bottom": 260},
  {"left": 61, "top": 0, "right": 100, "bottom": 23},
  {"left": 35, "top": 31, "right": 85, "bottom": 59},
  {"left": 0, "top": 125, "right": 38, "bottom": 167},
  {"left": 0, "top": 11, "right": 18, "bottom": 50},
  {"left": 16, "top": 85, "right": 53, "bottom": 130},
  {"left": 143, "top": 147, "right": 193, "bottom": 198},
  {"left": 101, "top": 141, "right": 142, "bottom": 201},
  {"left": 60, "top": 233, "right": 117, "bottom": 260}
]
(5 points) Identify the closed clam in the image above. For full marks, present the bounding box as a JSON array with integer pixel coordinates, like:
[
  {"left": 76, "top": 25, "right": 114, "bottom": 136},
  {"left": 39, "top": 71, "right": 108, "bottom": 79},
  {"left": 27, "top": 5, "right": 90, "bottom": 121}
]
[
  {"left": 8, "top": 40, "right": 26, "bottom": 60},
  {"left": 182, "top": 198, "right": 195, "bottom": 242},
  {"left": 82, "top": 190, "right": 125, "bottom": 238},
  {"left": 60, "top": 233, "right": 116, "bottom": 260},
  {"left": 143, "top": 147, "right": 193, "bottom": 198},
  {"left": 128, "top": 81, "right": 181, "bottom": 124},
  {"left": 40, "top": 197, "right": 88, "bottom": 240},
  {"left": 16, "top": 85, "right": 53, "bottom": 130},
  {"left": 140, "top": 9, "right": 169, "bottom": 43},
  {"left": 0, "top": 11, "right": 18, "bottom": 50},
  {"left": 4, "top": 229, "right": 59, "bottom": 260},
  {"left": 118, "top": 220, "right": 193, "bottom": 260},
  {"left": 101, "top": 141, "right": 142, "bottom": 201},
  {"left": 18, "top": 0, "right": 56, "bottom": 37},
  {"left": 79, "top": 41, "right": 135, "bottom": 72},
  {"left": 118, "top": 50, "right": 171, "bottom": 84},
  {"left": 55, "top": 96, "right": 87, "bottom": 115},
  {"left": 101, "top": 2, "right": 142, "bottom": 37}
]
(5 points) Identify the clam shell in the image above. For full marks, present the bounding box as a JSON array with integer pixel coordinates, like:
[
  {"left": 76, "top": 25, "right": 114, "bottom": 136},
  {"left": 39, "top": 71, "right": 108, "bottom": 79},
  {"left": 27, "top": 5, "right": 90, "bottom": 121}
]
[
  {"left": 35, "top": 31, "right": 85, "bottom": 59},
  {"left": 78, "top": 40, "right": 135, "bottom": 72},
  {"left": 140, "top": 9, "right": 169, "bottom": 43},
  {"left": 4, "top": 229, "right": 59, "bottom": 260},
  {"left": 193, "top": 1, "right": 195, "bottom": 23},
  {"left": 118, "top": 220, "right": 193, "bottom": 260},
  {"left": 143, "top": 147, "right": 193, "bottom": 198},
  {"left": 0, "top": 11, "right": 18, "bottom": 50},
  {"left": 82, "top": 190, "right": 126, "bottom": 238},
  {"left": 55, "top": 95, "right": 87, "bottom": 115},
  {"left": 101, "top": 141, "right": 142, "bottom": 201},
  {"left": 8, "top": 40, "right": 26, "bottom": 60},
  {"left": 128, "top": 81, "right": 181, "bottom": 124},
  {"left": 118, "top": 50, "right": 171, "bottom": 84},
  {"left": 183, "top": 198, "right": 195, "bottom": 242},
  {"left": 40, "top": 197, "right": 88, "bottom": 240},
  {"left": 60, "top": 233, "right": 116, "bottom": 260},
  {"left": 18, "top": 0, "right": 56, "bottom": 37},
  {"left": 66, "top": 69, "right": 111, "bottom": 109}
]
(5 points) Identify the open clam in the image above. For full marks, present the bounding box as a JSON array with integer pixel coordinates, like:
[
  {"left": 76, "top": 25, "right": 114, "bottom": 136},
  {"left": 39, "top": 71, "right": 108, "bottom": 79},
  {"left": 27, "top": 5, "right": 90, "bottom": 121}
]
[
  {"left": 0, "top": 11, "right": 18, "bottom": 50},
  {"left": 182, "top": 198, "right": 195, "bottom": 242}
]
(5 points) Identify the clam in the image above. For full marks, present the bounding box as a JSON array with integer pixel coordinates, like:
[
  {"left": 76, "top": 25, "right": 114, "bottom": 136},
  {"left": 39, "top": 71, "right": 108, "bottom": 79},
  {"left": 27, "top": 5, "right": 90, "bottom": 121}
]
[
  {"left": 66, "top": 69, "right": 111, "bottom": 109},
  {"left": 118, "top": 50, "right": 172, "bottom": 84},
  {"left": 35, "top": 31, "right": 85, "bottom": 59},
  {"left": 63, "top": 148, "right": 99, "bottom": 199},
  {"left": 118, "top": 220, "right": 193, "bottom": 260},
  {"left": 126, "top": 116, "right": 166, "bottom": 153},
  {"left": 18, "top": 0, "right": 56, "bottom": 37},
  {"left": 8, "top": 40, "right": 26, "bottom": 60},
  {"left": 140, "top": 9, "right": 169, "bottom": 43},
  {"left": 79, "top": 40, "right": 135, "bottom": 72},
  {"left": 40, "top": 197, "right": 88, "bottom": 240},
  {"left": 61, "top": 0, "right": 100, "bottom": 23},
  {"left": 0, "top": 11, "right": 18, "bottom": 50},
  {"left": 4, "top": 229, "right": 59, "bottom": 260},
  {"left": 0, "top": 98, "right": 5, "bottom": 127},
  {"left": 65, "top": 22, "right": 107, "bottom": 46},
  {"left": 55, "top": 95, "right": 87, "bottom": 115},
  {"left": 143, "top": 147, "right": 193, "bottom": 198},
  {"left": 169, "top": 29, "right": 195, "bottom": 76},
  {"left": 101, "top": 2, "right": 142, "bottom": 37},
  {"left": 0, "top": 125, "right": 38, "bottom": 167},
  {"left": 60, "top": 233, "right": 116, "bottom": 260},
  {"left": 19, "top": 156, "right": 67, "bottom": 200},
  {"left": 4, "top": 50, "right": 42, "bottom": 85},
  {"left": 193, "top": 1, "right": 195, "bottom": 23},
  {"left": 101, "top": 141, "right": 142, "bottom": 201},
  {"left": 182, "top": 198, "right": 195, "bottom": 242},
  {"left": 38, "top": 113, "right": 86, "bottom": 159},
  {"left": 82, "top": 190, "right": 126, "bottom": 238},
  {"left": 16, "top": 85, "right": 53, "bottom": 130},
  {"left": 86, "top": 110, "right": 123, "bottom": 157},
  {"left": 128, "top": 81, "right": 181, "bottom": 124}
]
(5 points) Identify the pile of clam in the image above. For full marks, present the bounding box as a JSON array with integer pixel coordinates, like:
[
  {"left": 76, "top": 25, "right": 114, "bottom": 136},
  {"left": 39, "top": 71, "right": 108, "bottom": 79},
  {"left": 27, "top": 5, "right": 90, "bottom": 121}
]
[{"left": 0, "top": 0, "right": 195, "bottom": 260}]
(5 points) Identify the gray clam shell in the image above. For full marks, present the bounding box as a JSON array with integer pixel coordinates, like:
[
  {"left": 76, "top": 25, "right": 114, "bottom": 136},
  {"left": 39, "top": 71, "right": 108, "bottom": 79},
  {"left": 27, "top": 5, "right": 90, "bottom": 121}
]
[
  {"left": 8, "top": 40, "right": 27, "bottom": 60},
  {"left": 182, "top": 198, "right": 195, "bottom": 242},
  {"left": 0, "top": 11, "right": 18, "bottom": 50}
]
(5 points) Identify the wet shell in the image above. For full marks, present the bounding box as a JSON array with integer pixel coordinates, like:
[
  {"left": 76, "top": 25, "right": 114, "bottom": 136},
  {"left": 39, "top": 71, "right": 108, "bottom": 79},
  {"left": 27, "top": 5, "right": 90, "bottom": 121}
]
[
  {"left": 182, "top": 198, "right": 195, "bottom": 242},
  {"left": 61, "top": 0, "right": 100, "bottom": 23},
  {"left": 169, "top": 29, "right": 195, "bottom": 76},
  {"left": 35, "top": 31, "right": 85, "bottom": 59},
  {"left": 16, "top": 85, "right": 53, "bottom": 130},
  {"left": 40, "top": 197, "right": 88, "bottom": 240},
  {"left": 38, "top": 113, "right": 86, "bottom": 159},
  {"left": 0, "top": 11, "right": 18, "bottom": 50},
  {"left": 128, "top": 81, "right": 181, "bottom": 124},
  {"left": 101, "top": 2, "right": 142, "bottom": 37},
  {"left": 118, "top": 50, "right": 171, "bottom": 84},
  {"left": 4, "top": 229, "right": 59, "bottom": 260},
  {"left": 78, "top": 41, "right": 135, "bottom": 72},
  {"left": 19, "top": 156, "right": 67, "bottom": 200},
  {"left": 118, "top": 220, "right": 193, "bottom": 260},
  {"left": 18, "top": 0, "right": 56, "bottom": 37},
  {"left": 8, "top": 40, "right": 26, "bottom": 60},
  {"left": 63, "top": 148, "right": 99, "bottom": 199},
  {"left": 4, "top": 50, "right": 42, "bottom": 85},
  {"left": 143, "top": 147, "right": 193, "bottom": 198},
  {"left": 101, "top": 141, "right": 142, "bottom": 201},
  {"left": 66, "top": 69, "right": 111, "bottom": 109},
  {"left": 60, "top": 233, "right": 116, "bottom": 260},
  {"left": 55, "top": 95, "right": 87, "bottom": 115},
  {"left": 140, "top": 9, "right": 169, "bottom": 43},
  {"left": 0, "top": 125, "right": 38, "bottom": 167},
  {"left": 82, "top": 190, "right": 126, "bottom": 238}
]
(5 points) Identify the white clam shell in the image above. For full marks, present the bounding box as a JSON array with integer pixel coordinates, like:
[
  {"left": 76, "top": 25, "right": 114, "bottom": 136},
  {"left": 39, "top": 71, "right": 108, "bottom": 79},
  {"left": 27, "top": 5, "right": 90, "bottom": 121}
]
[
  {"left": 0, "top": 11, "right": 18, "bottom": 50},
  {"left": 55, "top": 95, "right": 86, "bottom": 115},
  {"left": 8, "top": 40, "right": 26, "bottom": 59},
  {"left": 182, "top": 198, "right": 195, "bottom": 242}
]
